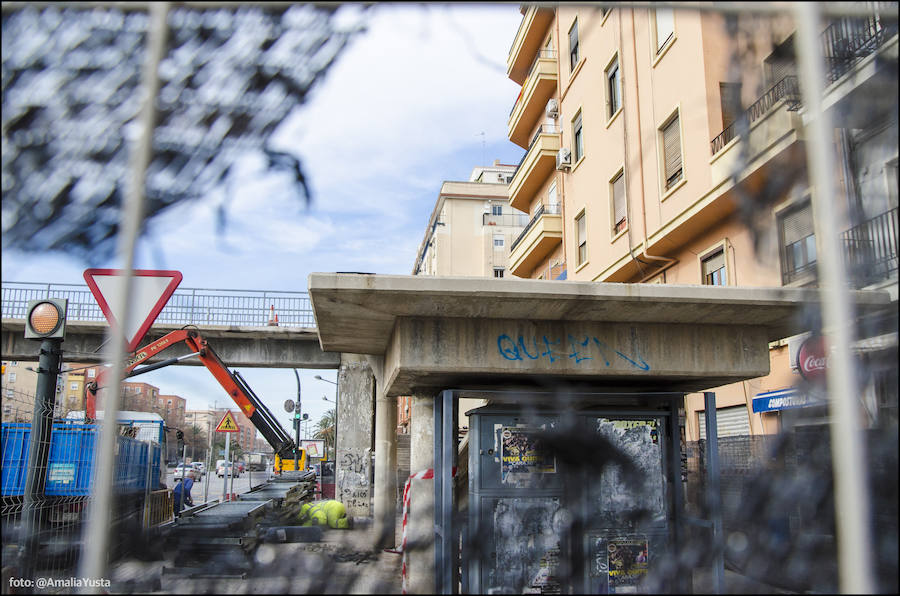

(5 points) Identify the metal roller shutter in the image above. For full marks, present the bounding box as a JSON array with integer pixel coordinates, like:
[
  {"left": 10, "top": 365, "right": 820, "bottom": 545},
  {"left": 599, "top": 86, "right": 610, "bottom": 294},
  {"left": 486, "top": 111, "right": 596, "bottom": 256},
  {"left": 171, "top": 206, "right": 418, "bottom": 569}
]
[{"left": 698, "top": 405, "right": 751, "bottom": 439}]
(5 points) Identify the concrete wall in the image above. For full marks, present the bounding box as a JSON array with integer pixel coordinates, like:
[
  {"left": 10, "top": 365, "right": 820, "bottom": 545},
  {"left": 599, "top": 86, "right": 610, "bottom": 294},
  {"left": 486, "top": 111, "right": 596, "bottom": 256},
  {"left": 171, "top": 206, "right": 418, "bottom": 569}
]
[
  {"left": 335, "top": 353, "right": 375, "bottom": 518},
  {"left": 384, "top": 317, "right": 771, "bottom": 396}
]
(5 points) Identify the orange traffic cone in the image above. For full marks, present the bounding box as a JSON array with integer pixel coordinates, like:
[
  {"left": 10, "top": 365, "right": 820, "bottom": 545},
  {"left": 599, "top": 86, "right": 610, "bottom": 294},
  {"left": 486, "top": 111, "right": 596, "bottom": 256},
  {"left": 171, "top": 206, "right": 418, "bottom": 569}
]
[{"left": 267, "top": 305, "right": 276, "bottom": 326}]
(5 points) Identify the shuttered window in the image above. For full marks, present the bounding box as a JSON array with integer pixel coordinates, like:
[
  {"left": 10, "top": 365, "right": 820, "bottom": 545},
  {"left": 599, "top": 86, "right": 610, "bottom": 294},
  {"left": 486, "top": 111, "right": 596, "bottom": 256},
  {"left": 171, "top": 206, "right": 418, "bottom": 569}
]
[
  {"left": 662, "top": 114, "right": 682, "bottom": 189},
  {"left": 779, "top": 201, "right": 817, "bottom": 283},
  {"left": 720, "top": 82, "right": 741, "bottom": 129},
  {"left": 573, "top": 111, "right": 584, "bottom": 162},
  {"left": 568, "top": 19, "right": 579, "bottom": 71},
  {"left": 698, "top": 405, "right": 751, "bottom": 439},
  {"left": 611, "top": 171, "right": 626, "bottom": 234},
  {"left": 702, "top": 249, "right": 726, "bottom": 286},
  {"left": 576, "top": 211, "right": 587, "bottom": 266}
]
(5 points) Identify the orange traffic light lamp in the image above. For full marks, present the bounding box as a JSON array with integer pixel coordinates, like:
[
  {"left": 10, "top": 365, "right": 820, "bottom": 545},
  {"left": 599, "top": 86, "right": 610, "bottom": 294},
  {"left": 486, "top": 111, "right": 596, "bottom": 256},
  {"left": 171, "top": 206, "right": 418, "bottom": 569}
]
[{"left": 24, "top": 299, "right": 67, "bottom": 340}]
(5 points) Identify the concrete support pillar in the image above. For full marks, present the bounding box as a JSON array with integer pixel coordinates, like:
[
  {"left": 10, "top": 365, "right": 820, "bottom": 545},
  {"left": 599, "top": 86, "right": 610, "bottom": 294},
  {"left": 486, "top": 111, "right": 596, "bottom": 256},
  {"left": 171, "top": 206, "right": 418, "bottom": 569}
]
[
  {"left": 408, "top": 393, "right": 435, "bottom": 594},
  {"left": 336, "top": 353, "right": 374, "bottom": 519},
  {"left": 370, "top": 355, "right": 398, "bottom": 549}
]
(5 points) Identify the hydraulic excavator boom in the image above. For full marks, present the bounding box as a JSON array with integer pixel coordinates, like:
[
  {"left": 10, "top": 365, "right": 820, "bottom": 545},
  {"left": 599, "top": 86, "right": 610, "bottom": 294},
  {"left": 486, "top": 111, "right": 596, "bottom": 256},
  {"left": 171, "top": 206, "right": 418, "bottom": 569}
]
[{"left": 85, "top": 329, "right": 305, "bottom": 472}]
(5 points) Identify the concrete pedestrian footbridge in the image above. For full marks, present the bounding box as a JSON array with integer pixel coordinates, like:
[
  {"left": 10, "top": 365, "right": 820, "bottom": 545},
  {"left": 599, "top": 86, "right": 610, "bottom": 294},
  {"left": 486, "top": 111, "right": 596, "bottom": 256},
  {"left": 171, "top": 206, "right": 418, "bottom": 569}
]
[{"left": 0, "top": 282, "right": 339, "bottom": 368}]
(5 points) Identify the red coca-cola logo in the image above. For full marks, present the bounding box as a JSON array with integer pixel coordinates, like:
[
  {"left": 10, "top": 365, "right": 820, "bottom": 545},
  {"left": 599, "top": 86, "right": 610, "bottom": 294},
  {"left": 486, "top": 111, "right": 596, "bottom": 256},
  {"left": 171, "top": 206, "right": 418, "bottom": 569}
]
[{"left": 797, "top": 335, "right": 828, "bottom": 383}]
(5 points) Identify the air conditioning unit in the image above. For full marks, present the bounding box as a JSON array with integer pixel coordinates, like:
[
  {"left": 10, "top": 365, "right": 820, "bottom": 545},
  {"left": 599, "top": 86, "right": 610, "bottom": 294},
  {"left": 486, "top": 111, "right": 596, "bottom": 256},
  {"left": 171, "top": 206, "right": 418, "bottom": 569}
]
[
  {"left": 546, "top": 99, "right": 559, "bottom": 118},
  {"left": 556, "top": 147, "right": 571, "bottom": 170}
]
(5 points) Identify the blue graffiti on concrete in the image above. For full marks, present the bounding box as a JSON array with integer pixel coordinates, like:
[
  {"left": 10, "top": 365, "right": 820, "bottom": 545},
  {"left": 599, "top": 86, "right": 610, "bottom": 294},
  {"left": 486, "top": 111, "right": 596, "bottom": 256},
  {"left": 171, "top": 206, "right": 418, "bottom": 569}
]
[{"left": 497, "top": 334, "right": 650, "bottom": 370}]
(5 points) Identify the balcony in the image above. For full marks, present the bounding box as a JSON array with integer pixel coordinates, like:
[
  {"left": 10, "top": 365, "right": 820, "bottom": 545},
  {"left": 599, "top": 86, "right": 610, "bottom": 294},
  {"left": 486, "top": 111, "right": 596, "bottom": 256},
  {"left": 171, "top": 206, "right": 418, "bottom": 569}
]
[
  {"left": 842, "top": 207, "right": 898, "bottom": 288},
  {"left": 507, "top": 6, "right": 555, "bottom": 85},
  {"left": 508, "top": 203, "right": 563, "bottom": 277},
  {"left": 508, "top": 125, "right": 560, "bottom": 213},
  {"left": 483, "top": 212, "right": 530, "bottom": 227},
  {"left": 508, "top": 50, "right": 558, "bottom": 149},
  {"left": 709, "top": 75, "right": 804, "bottom": 190}
]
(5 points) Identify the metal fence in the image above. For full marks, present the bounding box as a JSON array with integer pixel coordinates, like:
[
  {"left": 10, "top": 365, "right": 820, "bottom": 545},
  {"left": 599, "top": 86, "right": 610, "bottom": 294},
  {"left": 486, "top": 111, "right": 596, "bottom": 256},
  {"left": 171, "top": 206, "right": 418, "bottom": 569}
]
[{"left": 1, "top": 282, "right": 316, "bottom": 328}]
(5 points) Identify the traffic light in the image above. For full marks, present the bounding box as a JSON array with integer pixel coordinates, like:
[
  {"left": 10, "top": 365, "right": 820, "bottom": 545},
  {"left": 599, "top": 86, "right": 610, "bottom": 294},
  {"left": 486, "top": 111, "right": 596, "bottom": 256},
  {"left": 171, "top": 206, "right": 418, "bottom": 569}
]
[
  {"left": 176, "top": 429, "right": 185, "bottom": 452},
  {"left": 24, "top": 299, "right": 67, "bottom": 340}
]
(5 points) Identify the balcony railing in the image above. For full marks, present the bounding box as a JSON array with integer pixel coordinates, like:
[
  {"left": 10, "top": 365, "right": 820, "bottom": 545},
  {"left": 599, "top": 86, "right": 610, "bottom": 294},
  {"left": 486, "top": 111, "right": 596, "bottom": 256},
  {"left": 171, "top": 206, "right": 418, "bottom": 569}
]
[
  {"left": 513, "top": 124, "right": 561, "bottom": 176},
  {"left": 710, "top": 75, "right": 801, "bottom": 155},
  {"left": 483, "top": 212, "right": 530, "bottom": 227},
  {"left": 822, "top": 4, "right": 898, "bottom": 85},
  {"left": 509, "top": 49, "right": 558, "bottom": 118},
  {"left": 510, "top": 203, "right": 561, "bottom": 253},
  {"left": 842, "top": 207, "right": 898, "bottom": 288}
]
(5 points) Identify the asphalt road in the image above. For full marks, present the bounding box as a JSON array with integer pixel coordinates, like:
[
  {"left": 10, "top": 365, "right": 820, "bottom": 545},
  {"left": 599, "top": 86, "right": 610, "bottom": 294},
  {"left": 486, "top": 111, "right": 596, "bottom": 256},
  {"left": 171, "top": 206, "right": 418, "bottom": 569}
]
[{"left": 165, "top": 467, "right": 274, "bottom": 503}]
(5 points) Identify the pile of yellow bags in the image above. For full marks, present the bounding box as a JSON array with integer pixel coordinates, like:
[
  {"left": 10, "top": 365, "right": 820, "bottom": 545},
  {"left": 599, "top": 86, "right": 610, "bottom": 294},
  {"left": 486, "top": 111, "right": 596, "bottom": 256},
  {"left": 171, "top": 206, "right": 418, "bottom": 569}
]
[{"left": 299, "top": 499, "right": 351, "bottom": 529}]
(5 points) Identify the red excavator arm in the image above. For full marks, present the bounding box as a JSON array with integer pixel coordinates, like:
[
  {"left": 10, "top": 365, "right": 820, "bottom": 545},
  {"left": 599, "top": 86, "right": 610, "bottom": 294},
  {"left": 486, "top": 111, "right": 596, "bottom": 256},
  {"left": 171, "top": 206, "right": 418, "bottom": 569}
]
[{"left": 85, "top": 329, "right": 298, "bottom": 460}]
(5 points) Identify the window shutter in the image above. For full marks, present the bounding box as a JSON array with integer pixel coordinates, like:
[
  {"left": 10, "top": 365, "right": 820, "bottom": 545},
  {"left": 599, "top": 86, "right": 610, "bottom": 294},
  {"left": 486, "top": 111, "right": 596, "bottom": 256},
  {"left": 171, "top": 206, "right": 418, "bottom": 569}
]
[
  {"left": 702, "top": 250, "right": 725, "bottom": 277},
  {"left": 613, "top": 174, "right": 626, "bottom": 225},
  {"left": 663, "top": 116, "right": 682, "bottom": 180},
  {"left": 782, "top": 203, "right": 813, "bottom": 245},
  {"left": 720, "top": 82, "right": 741, "bottom": 128}
]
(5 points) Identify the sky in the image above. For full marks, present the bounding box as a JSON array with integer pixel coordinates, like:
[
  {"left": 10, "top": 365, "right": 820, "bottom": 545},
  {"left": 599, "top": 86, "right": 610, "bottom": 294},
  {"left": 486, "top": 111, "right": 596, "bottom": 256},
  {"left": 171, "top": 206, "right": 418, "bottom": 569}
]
[{"left": 1, "top": 3, "right": 527, "bottom": 439}]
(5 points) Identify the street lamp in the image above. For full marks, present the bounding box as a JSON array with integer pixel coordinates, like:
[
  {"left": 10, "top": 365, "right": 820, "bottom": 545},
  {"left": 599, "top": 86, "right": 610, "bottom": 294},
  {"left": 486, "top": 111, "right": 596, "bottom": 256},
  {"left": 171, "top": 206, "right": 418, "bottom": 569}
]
[
  {"left": 314, "top": 374, "right": 336, "bottom": 386},
  {"left": 315, "top": 375, "right": 337, "bottom": 461}
]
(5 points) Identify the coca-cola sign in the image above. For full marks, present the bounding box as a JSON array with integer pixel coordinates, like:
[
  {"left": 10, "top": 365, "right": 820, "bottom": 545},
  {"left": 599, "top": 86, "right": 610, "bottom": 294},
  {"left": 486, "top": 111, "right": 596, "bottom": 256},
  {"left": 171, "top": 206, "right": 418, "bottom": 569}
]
[{"left": 797, "top": 334, "right": 828, "bottom": 383}]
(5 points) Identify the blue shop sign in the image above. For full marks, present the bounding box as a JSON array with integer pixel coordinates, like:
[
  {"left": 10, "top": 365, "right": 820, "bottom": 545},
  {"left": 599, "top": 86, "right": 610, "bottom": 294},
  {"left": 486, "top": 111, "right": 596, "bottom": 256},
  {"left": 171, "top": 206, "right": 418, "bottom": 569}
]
[{"left": 752, "top": 388, "right": 825, "bottom": 413}]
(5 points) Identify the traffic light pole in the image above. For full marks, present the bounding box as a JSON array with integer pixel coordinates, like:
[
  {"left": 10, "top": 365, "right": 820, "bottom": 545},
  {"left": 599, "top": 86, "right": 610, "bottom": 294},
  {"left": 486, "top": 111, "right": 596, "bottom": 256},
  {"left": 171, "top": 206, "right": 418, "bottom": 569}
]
[{"left": 20, "top": 338, "right": 63, "bottom": 576}]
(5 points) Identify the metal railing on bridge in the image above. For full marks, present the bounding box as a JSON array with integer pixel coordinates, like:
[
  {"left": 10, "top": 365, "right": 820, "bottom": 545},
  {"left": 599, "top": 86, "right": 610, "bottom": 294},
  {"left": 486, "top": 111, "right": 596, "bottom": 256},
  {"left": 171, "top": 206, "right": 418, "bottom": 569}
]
[{"left": 1, "top": 282, "right": 316, "bottom": 328}]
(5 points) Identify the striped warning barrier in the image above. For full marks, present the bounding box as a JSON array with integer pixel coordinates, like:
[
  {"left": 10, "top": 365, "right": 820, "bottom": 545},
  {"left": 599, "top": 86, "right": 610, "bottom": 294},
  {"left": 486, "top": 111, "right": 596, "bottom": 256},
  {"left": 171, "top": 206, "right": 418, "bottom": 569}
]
[{"left": 399, "top": 467, "right": 457, "bottom": 594}]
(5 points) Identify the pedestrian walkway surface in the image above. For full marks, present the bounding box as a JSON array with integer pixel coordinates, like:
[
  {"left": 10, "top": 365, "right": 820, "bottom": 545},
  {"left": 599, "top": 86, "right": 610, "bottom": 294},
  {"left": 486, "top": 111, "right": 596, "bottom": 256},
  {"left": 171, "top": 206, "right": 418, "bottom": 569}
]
[{"left": 107, "top": 518, "right": 404, "bottom": 594}]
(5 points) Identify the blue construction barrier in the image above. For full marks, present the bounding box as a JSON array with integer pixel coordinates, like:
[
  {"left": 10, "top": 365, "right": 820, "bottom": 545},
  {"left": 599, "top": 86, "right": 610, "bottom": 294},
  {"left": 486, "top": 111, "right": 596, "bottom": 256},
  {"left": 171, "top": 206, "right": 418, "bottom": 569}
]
[{"left": 1, "top": 422, "right": 163, "bottom": 497}]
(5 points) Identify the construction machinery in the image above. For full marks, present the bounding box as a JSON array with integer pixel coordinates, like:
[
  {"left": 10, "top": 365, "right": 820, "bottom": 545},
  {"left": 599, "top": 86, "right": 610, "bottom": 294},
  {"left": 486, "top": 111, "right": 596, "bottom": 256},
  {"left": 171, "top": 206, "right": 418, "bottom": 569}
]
[{"left": 85, "top": 328, "right": 307, "bottom": 474}]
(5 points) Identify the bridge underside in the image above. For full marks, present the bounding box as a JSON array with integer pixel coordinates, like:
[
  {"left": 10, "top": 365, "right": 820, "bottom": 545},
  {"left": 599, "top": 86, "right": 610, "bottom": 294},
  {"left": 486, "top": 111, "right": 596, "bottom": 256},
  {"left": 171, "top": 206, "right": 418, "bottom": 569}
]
[{"left": 1, "top": 320, "right": 340, "bottom": 369}]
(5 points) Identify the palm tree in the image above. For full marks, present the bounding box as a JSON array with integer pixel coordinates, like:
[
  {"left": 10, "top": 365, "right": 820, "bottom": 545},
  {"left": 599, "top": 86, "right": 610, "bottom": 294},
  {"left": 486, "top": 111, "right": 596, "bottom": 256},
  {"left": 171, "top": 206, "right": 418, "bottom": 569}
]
[{"left": 313, "top": 408, "right": 336, "bottom": 459}]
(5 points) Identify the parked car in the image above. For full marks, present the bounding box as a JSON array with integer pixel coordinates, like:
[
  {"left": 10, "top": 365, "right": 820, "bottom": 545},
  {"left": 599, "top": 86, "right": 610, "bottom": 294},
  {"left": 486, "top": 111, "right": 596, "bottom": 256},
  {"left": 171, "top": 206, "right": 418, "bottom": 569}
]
[
  {"left": 216, "top": 462, "right": 240, "bottom": 478},
  {"left": 173, "top": 464, "right": 192, "bottom": 480}
]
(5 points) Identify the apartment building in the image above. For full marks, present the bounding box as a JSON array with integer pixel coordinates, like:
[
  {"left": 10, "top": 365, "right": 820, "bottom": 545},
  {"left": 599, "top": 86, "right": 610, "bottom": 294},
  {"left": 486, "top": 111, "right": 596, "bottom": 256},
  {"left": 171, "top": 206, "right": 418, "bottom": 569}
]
[
  {"left": 505, "top": 4, "right": 897, "bottom": 438},
  {"left": 413, "top": 161, "right": 528, "bottom": 279}
]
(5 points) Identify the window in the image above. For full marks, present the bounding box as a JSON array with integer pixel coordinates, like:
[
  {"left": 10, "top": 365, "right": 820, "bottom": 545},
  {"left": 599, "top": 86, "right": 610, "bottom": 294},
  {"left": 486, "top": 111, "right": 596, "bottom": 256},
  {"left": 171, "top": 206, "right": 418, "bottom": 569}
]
[
  {"left": 779, "top": 201, "right": 817, "bottom": 284},
  {"left": 493, "top": 234, "right": 504, "bottom": 248},
  {"left": 720, "top": 82, "right": 741, "bottom": 129},
  {"left": 8, "top": 373, "right": 15, "bottom": 382},
  {"left": 548, "top": 181, "right": 559, "bottom": 213},
  {"left": 568, "top": 19, "right": 579, "bottom": 71},
  {"left": 491, "top": 204, "right": 503, "bottom": 216},
  {"left": 576, "top": 211, "right": 587, "bottom": 266},
  {"left": 494, "top": 268, "right": 505, "bottom": 278},
  {"left": 606, "top": 56, "right": 621, "bottom": 118},
  {"left": 573, "top": 111, "right": 584, "bottom": 162},
  {"left": 70, "top": 383, "right": 77, "bottom": 390},
  {"left": 702, "top": 249, "right": 726, "bottom": 286},
  {"left": 611, "top": 170, "right": 626, "bottom": 234},
  {"left": 654, "top": 8, "right": 675, "bottom": 54},
  {"left": 661, "top": 112, "right": 683, "bottom": 190},
  {"left": 87, "top": 368, "right": 96, "bottom": 378}
]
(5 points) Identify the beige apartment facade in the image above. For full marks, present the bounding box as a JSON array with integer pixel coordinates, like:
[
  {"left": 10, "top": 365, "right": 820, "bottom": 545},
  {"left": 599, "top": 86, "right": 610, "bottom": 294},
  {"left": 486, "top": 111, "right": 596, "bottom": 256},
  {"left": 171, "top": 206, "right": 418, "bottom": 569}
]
[
  {"left": 413, "top": 161, "right": 528, "bottom": 279},
  {"left": 505, "top": 4, "right": 898, "bottom": 439}
]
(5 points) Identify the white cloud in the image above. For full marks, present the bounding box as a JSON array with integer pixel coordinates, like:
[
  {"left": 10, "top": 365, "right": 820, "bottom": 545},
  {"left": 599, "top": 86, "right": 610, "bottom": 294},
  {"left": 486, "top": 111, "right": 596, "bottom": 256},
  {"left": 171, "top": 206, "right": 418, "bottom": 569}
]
[{"left": 3, "top": 4, "right": 526, "bottom": 442}]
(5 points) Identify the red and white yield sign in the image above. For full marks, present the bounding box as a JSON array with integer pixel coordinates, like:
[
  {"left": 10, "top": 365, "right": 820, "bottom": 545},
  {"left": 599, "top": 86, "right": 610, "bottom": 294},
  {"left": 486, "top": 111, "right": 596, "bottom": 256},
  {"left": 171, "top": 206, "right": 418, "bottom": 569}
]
[{"left": 83, "top": 269, "right": 183, "bottom": 352}]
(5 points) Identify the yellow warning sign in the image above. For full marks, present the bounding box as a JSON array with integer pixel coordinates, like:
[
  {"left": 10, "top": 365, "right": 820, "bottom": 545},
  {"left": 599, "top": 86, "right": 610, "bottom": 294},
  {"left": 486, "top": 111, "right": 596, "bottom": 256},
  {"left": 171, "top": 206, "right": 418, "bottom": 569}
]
[{"left": 215, "top": 410, "right": 239, "bottom": 433}]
